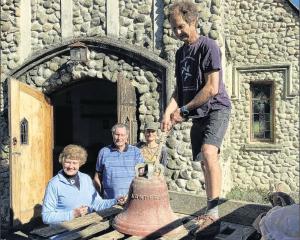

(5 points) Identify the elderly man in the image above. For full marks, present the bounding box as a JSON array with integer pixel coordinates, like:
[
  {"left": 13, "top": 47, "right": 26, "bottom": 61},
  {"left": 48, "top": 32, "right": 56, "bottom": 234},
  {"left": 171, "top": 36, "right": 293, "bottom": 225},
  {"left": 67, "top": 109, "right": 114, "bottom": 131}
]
[{"left": 94, "top": 123, "right": 144, "bottom": 199}]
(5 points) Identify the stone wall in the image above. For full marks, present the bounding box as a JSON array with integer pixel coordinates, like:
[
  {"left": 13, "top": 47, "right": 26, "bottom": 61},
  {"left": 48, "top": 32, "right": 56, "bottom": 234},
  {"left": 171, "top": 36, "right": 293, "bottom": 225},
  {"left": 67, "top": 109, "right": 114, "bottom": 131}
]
[
  {"left": 230, "top": 68, "right": 299, "bottom": 190},
  {"left": 31, "top": 0, "right": 61, "bottom": 51},
  {"left": 225, "top": 0, "right": 299, "bottom": 191},
  {"left": 0, "top": 0, "right": 19, "bottom": 78},
  {"left": 120, "top": 0, "right": 154, "bottom": 49},
  {"left": 73, "top": 0, "right": 106, "bottom": 38},
  {"left": 0, "top": 0, "right": 20, "bottom": 232}
]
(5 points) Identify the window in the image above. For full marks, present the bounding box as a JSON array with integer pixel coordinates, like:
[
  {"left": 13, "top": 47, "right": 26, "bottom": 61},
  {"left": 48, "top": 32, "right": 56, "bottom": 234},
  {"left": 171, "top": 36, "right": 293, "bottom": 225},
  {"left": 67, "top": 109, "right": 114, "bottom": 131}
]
[
  {"left": 20, "top": 118, "right": 28, "bottom": 144},
  {"left": 250, "top": 83, "right": 273, "bottom": 142}
]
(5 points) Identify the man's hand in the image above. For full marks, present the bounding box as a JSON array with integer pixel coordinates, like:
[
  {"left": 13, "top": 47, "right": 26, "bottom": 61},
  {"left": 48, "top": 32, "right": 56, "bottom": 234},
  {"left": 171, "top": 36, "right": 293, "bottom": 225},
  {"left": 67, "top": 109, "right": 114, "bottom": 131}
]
[
  {"left": 161, "top": 97, "right": 179, "bottom": 132},
  {"left": 161, "top": 114, "right": 173, "bottom": 132},
  {"left": 138, "top": 166, "right": 145, "bottom": 176},
  {"left": 171, "top": 108, "right": 185, "bottom": 124},
  {"left": 117, "top": 195, "right": 128, "bottom": 206},
  {"left": 73, "top": 206, "right": 88, "bottom": 218}
]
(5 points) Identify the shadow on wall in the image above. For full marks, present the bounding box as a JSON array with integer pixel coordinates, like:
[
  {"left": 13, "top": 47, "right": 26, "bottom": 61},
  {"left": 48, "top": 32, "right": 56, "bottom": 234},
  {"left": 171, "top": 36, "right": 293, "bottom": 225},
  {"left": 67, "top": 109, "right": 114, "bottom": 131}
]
[
  {"left": 0, "top": 108, "right": 10, "bottom": 239},
  {"left": 3, "top": 204, "right": 45, "bottom": 239}
]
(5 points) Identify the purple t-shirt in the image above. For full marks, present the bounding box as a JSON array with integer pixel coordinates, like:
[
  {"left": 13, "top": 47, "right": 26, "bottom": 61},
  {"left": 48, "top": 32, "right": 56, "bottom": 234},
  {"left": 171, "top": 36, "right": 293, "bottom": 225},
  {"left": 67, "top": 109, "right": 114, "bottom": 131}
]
[{"left": 175, "top": 36, "right": 231, "bottom": 117}]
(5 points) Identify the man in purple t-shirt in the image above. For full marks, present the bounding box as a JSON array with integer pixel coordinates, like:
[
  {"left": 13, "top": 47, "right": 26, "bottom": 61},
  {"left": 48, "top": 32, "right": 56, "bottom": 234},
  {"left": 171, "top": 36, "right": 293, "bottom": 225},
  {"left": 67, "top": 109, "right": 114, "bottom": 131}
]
[{"left": 161, "top": 1, "right": 231, "bottom": 236}]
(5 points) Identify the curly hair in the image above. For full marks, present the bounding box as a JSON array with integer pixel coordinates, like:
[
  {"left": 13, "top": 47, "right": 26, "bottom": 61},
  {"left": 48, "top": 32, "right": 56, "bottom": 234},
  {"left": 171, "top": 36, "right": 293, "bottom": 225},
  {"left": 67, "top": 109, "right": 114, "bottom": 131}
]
[
  {"left": 59, "top": 144, "right": 87, "bottom": 166},
  {"left": 168, "top": 0, "right": 198, "bottom": 25}
]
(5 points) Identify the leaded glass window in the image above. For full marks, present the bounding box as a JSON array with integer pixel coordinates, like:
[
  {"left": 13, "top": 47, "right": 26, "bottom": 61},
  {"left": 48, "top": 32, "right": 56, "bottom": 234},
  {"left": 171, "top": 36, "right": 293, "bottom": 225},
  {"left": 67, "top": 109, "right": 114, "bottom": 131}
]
[
  {"left": 20, "top": 118, "right": 28, "bottom": 144},
  {"left": 250, "top": 83, "right": 273, "bottom": 141}
]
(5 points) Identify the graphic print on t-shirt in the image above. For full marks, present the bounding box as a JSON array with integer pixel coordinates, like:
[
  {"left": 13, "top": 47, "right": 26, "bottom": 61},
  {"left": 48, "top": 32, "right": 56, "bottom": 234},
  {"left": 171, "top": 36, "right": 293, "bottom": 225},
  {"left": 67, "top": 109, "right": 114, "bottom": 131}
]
[{"left": 180, "top": 56, "right": 198, "bottom": 92}]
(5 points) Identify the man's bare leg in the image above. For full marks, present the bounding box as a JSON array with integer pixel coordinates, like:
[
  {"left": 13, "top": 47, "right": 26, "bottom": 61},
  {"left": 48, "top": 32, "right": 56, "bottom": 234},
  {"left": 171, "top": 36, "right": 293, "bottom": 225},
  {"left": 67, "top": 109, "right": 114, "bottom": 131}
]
[{"left": 201, "top": 144, "right": 221, "bottom": 217}]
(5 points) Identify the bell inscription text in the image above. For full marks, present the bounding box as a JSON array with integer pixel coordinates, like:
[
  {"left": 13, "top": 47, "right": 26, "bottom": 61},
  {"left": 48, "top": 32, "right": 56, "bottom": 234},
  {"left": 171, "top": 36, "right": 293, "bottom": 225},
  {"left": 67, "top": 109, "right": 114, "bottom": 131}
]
[{"left": 131, "top": 193, "right": 160, "bottom": 200}]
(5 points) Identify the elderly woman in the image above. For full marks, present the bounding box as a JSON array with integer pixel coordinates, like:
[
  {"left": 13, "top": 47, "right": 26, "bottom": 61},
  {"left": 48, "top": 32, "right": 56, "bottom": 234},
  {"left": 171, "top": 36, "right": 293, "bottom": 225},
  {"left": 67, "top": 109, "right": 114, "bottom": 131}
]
[
  {"left": 42, "top": 144, "right": 124, "bottom": 224},
  {"left": 136, "top": 122, "right": 168, "bottom": 166}
]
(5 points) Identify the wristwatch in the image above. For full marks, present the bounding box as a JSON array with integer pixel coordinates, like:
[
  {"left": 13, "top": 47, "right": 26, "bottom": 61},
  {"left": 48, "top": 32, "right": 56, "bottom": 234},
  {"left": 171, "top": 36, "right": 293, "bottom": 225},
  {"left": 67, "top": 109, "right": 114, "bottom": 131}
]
[{"left": 180, "top": 105, "right": 189, "bottom": 118}]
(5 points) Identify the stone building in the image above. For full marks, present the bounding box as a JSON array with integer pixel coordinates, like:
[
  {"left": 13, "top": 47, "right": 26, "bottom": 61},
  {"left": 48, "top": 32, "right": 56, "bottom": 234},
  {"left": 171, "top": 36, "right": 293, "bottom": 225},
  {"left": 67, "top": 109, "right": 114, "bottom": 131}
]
[{"left": 0, "top": 0, "right": 299, "bottom": 233}]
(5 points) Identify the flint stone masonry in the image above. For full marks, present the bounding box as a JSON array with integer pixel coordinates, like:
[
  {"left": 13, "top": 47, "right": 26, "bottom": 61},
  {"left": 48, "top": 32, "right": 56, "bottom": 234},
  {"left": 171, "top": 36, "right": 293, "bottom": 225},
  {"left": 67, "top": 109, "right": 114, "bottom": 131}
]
[
  {"left": 19, "top": 51, "right": 162, "bottom": 128},
  {"left": 224, "top": 0, "right": 299, "bottom": 192},
  {"left": 73, "top": 0, "right": 106, "bottom": 38},
  {"left": 119, "top": 0, "right": 154, "bottom": 49},
  {"left": 0, "top": 0, "right": 299, "bottom": 233},
  {"left": 31, "top": 0, "right": 61, "bottom": 52}
]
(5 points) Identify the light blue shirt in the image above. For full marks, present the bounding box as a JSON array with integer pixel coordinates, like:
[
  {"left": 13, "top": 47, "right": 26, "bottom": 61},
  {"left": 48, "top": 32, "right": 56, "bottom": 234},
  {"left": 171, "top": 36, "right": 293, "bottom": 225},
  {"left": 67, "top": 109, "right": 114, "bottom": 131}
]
[
  {"left": 96, "top": 144, "right": 144, "bottom": 199},
  {"left": 42, "top": 170, "right": 117, "bottom": 224}
]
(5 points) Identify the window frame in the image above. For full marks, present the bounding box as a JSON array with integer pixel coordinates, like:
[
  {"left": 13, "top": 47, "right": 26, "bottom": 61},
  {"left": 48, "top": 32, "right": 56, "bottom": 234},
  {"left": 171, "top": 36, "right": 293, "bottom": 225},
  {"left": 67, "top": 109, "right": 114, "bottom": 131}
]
[
  {"left": 250, "top": 81, "right": 275, "bottom": 143},
  {"left": 20, "top": 118, "right": 29, "bottom": 145}
]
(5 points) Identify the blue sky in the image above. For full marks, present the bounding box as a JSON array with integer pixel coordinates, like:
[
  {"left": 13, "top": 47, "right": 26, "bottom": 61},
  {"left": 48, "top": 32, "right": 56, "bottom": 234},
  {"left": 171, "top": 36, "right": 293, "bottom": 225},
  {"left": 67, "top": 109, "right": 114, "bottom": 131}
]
[{"left": 292, "top": 0, "right": 299, "bottom": 7}]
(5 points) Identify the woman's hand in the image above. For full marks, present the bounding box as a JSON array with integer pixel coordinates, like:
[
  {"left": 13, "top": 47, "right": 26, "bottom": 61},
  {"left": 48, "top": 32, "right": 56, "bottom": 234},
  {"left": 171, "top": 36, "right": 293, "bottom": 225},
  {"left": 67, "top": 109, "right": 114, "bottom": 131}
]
[
  {"left": 117, "top": 195, "right": 128, "bottom": 206},
  {"left": 73, "top": 206, "right": 88, "bottom": 218}
]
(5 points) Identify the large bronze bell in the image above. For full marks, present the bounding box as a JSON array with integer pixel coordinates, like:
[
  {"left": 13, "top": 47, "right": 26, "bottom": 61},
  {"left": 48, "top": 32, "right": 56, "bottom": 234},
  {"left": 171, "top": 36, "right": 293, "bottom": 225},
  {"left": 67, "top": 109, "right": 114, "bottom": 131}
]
[{"left": 113, "top": 163, "right": 182, "bottom": 237}]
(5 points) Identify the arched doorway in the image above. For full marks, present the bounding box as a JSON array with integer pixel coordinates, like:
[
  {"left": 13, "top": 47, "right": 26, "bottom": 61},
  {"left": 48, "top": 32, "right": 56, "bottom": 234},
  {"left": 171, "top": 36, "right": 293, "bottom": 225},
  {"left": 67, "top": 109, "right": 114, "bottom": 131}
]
[{"left": 51, "top": 78, "right": 117, "bottom": 177}]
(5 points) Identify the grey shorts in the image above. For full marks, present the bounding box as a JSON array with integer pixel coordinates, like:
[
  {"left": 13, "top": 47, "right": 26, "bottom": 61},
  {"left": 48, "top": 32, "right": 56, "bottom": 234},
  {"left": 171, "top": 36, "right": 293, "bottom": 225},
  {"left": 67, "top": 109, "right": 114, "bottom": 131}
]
[{"left": 190, "top": 108, "right": 230, "bottom": 160}]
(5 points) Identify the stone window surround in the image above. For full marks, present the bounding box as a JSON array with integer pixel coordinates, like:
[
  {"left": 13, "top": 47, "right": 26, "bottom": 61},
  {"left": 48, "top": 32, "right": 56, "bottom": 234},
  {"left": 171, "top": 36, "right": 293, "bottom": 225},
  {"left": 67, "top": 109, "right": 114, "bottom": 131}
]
[
  {"left": 243, "top": 143, "right": 282, "bottom": 151},
  {"left": 232, "top": 64, "right": 295, "bottom": 152},
  {"left": 232, "top": 63, "right": 295, "bottom": 100}
]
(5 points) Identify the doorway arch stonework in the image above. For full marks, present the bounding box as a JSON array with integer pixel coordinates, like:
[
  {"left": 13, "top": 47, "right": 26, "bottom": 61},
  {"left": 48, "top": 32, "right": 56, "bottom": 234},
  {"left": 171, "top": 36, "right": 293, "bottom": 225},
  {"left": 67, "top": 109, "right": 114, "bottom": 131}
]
[{"left": 8, "top": 37, "right": 172, "bottom": 138}]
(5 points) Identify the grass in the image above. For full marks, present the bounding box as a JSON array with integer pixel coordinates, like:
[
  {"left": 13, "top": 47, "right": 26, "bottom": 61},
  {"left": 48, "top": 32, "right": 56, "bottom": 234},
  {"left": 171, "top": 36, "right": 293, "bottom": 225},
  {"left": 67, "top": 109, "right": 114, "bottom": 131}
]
[
  {"left": 225, "top": 187, "right": 270, "bottom": 204},
  {"left": 226, "top": 187, "right": 299, "bottom": 204}
]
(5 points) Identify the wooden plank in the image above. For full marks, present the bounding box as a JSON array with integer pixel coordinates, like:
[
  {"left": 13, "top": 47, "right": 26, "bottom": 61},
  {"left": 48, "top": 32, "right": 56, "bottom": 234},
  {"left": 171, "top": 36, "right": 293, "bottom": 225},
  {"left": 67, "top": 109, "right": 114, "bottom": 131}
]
[
  {"left": 169, "top": 191, "right": 271, "bottom": 226},
  {"left": 96, "top": 205, "right": 123, "bottom": 218},
  {"left": 8, "top": 78, "right": 21, "bottom": 226},
  {"left": 117, "top": 73, "right": 137, "bottom": 144},
  {"left": 159, "top": 215, "right": 196, "bottom": 240},
  {"left": 117, "top": 213, "right": 192, "bottom": 240},
  {"left": 161, "top": 229, "right": 190, "bottom": 240},
  {"left": 58, "top": 222, "right": 110, "bottom": 240},
  {"left": 30, "top": 213, "right": 101, "bottom": 237},
  {"left": 160, "top": 224, "right": 191, "bottom": 240},
  {"left": 91, "top": 230, "right": 124, "bottom": 240},
  {"left": 126, "top": 236, "right": 143, "bottom": 240},
  {"left": 9, "top": 79, "right": 53, "bottom": 226},
  {"left": 30, "top": 207, "right": 122, "bottom": 238}
]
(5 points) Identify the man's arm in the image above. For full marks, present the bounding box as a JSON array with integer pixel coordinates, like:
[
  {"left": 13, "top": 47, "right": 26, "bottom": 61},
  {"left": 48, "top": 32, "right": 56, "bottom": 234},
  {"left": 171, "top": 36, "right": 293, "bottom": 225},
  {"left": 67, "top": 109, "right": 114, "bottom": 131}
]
[
  {"left": 95, "top": 148, "right": 105, "bottom": 195},
  {"left": 172, "top": 70, "right": 220, "bottom": 123},
  {"left": 186, "top": 70, "right": 219, "bottom": 110},
  {"left": 161, "top": 89, "right": 179, "bottom": 131},
  {"left": 93, "top": 172, "right": 103, "bottom": 195}
]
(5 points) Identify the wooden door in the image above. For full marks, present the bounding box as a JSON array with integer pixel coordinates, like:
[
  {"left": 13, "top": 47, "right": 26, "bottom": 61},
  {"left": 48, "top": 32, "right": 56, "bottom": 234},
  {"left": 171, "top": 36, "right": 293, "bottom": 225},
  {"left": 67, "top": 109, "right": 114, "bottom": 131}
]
[
  {"left": 117, "top": 73, "right": 137, "bottom": 144},
  {"left": 8, "top": 79, "right": 53, "bottom": 226}
]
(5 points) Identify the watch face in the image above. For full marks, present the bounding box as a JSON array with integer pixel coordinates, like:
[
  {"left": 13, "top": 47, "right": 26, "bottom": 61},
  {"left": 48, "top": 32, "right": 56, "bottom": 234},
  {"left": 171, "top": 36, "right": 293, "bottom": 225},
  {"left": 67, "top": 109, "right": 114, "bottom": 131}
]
[
  {"left": 180, "top": 107, "right": 189, "bottom": 117},
  {"left": 183, "top": 110, "right": 189, "bottom": 116}
]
